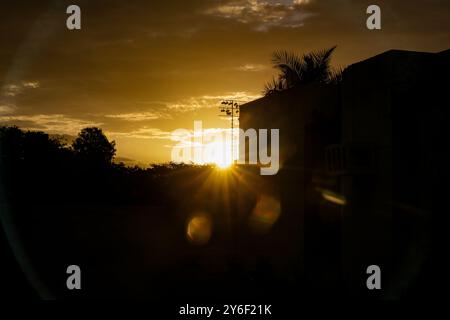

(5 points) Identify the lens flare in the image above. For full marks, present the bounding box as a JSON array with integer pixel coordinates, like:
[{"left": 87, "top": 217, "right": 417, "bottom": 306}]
[
  {"left": 316, "top": 187, "right": 347, "bottom": 206},
  {"left": 186, "top": 214, "right": 212, "bottom": 245},
  {"left": 249, "top": 195, "right": 281, "bottom": 234}
]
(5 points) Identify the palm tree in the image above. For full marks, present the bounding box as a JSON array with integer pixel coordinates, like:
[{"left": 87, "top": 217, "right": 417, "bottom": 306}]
[{"left": 263, "top": 46, "right": 341, "bottom": 96}]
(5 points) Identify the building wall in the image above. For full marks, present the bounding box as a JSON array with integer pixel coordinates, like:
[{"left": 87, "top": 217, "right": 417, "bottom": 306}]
[
  {"left": 239, "top": 83, "right": 341, "bottom": 292},
  {"left": 238, "top": 49, "right": 449, "bottom": 296}
]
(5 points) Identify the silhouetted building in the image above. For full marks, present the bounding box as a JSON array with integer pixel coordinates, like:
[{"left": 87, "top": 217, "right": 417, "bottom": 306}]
[{"left": 239, "top": 49, "right": 450, "bottom": 297}]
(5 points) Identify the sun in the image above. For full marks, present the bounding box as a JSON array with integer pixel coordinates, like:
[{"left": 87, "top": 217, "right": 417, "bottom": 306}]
[
  {"left": 215, "top": 159, "right": 233, "bottom": 169},
  {"left": 200, "top": 140, "right": 235, "bottom": 169}
]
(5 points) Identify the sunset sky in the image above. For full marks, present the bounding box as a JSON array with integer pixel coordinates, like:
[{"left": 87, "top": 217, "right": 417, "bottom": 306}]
[{"left": 1, "top": 0, "right": 449, "bottom": 164}]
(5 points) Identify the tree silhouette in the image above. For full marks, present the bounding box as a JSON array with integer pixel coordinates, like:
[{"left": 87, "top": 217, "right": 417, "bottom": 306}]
[
  {"left": 0, "top": 126, "right": 24, "bottom": 163},
  {"left": 72, "top": 127, "right": 116, "bottom": 164},
  {"left": 264, "top": 46, "right": 341, "bottom": 95}
]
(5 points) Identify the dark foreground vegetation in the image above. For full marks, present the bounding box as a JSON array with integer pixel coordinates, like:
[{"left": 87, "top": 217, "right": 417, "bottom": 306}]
[
  {"left": 0, "top": 122, "right": 433, "bottom": 300},
  {"left": 1, "top": 126, "right": 300, "bottom": 300}
]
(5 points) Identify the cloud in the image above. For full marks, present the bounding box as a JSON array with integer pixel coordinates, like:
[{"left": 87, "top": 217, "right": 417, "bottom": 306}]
[
  {"left": 114, "top": 156, "right": 144, "bottom": 167},
  {"left": 2, "top": 84, "right": 22, "bottom": 97},
  {"left": 107, "top": 127, "right": 172, "bottom": 140},
  {"left": 139, "top": 92, "right": 261, "bottom": 113},
  {"left": 204, "top": 0, "right": 314, "bottom": 31},
  {"left": 0, "top": 114, "right": 102, "bottom": 134},
  {"left": 234, "top": 64, "right": 268, "bottom": 72},
  {"left": 0, "top": 105, "right": 16, "bottom": 115},
  {"left": 1, "top": 81, "right": 40, "bottom": 97},
  {"left": 104, "top": 111, "right": 167, "bottom": 121},
  {"left": 107, "top": 125, "right": 235, "bottom": 146},
  {"left": 168, "top": 127, "right": 234, "bottom": 149},
  {"left": 22, "top": 81, "right": 40, "bottom": 89},
  {"left": 94, "top": 92, "right": 260, "bottom": 122},
  {"left": 165, "top": 96, "right": 219, "bottom": 112}
]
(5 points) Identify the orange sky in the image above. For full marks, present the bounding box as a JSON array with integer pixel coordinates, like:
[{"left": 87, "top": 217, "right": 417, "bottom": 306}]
[{"left": 1, "top": 0, "right": 449, "bottom": 164}]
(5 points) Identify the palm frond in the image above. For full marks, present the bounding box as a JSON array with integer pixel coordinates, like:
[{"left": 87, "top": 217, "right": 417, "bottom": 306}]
[
  {"left": 272, "top": 50, "right": 304, "bottom": 87},
  {"left": 327, "top": 66, "right": 344, "bottom": 84},
  {"left": 263, "top": 76, "right": 283, "bottom": 96},
  {"left": 264, "top": 46, "right": 339, "bottom": 95}
]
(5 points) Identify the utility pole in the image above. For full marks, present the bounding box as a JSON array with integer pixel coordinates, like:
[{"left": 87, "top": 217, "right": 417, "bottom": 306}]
[
  {"left": 219, "top": 100, "right": 241, "bottom": 163},
  {"left": 219, "top": 99, "right": 245, "bottom": 262}
]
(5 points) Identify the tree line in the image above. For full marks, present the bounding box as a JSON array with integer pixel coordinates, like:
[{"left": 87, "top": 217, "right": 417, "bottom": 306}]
[{"left": 0, "top": 126, "right": 207, "bottom": 209}]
